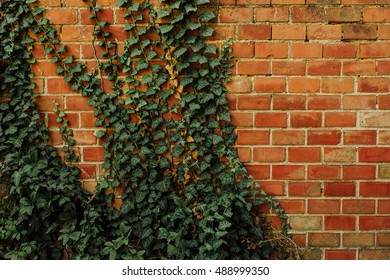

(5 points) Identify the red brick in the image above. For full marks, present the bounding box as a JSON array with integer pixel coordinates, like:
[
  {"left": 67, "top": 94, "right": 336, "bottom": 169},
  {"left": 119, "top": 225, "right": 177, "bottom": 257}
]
[
  {"left": 323, "top": 44, "right": 357, "bottom": 58},
  {"left": 324, "top": 182, "right": 356, "bottom": 197},
  {"left": 272, "top": 130, "right": 305, "bottom": 145},
  {"left": 379, "top": 130, "right": 390, "bottom": 144},
  {"left": 360, "top": 182, "right": 390, "bottom": 197},
  {"left": 220, "top": 8, "right": 253, "bottom": 23},
  {"left": 378, "top": 25, "right": 390, "bottom": 39},
  {"left": 343, "top": 233, "right": 375, "bottom": 247},
  {"left": 66, "top": 96, "right": 93, "bottom": 111},
  {"left": 343, "top": 200, "right": 375, "bottom": 214},
  {"left": 324, "top": 148, "right": 356, "bottom": 162},
  {"left": 343, "top": 95, "right": 377, "bottom": 110},
  {"left": 237, "top": 0, "right": 270, "bottom": 4},
  {"left": 343, "top": 165, "right": 376, "bottom": 180},
  {"left": 324, "top": 112, "right": 356, "bottom": 127},
  {"left": 377, "top": 233, "right": 390, "bottom": 246},
  {"left": 288, "top": 78, "right": 320, "bottom": 93},
  {"left": 260, "top": 181, "right": 286, "bottom": 196},
  {"left": 359, "top": 217, "right": 390, "bottom": 230},
  {"left": 65, "top": 0, "right": 90, "bottom": 6},
  {"left": 379, "top": 165, "right": 390, "bottom": 179},
  {"left": 307, "top": 0, "right": 340, "bottom": 3},
  {"left": 237, "top": 61, "right": 270, "bottom": 75},
  {"left": 309, "top": 233, "right": 341, "bottom": 247},
  {"left": 226, "top": 77, "right": 252, "bottom": 93},
  {"left": 342, "top": 24, "right": 377, "bottom": 40},
  {"left": 359, "top": 43, "right": 390, "bottom": 58},
  {"left": 308, "top": 165, "right": 341, "bottom": 180},
  {"left": 272, "top": 0, "right": 305, "bottom": 3},
  {"left": 253, "top": 148, "right": 286, "bottom": 162},
  {"left": 325, "top": 216, "right": 356, "bottom": 230},
  {"left": 48, "top": 130, "right": 63, "bottom": 146},
  {"left": 289, "top": 216, "right": 322, "bottom": 231},
  {"left": 378, "top": 95, "right": 390, "bottom": 109},
  {"left": 359, "top": 249, "right": 390, "bottom": 260},
  {"left": 245, "top": 165, "right": 270, "bottom": 179},
  {"left": 307, "top": 25, "right": 342, "bottom": 40},
  {"left": 343, "top": 61, "right": 377, "bottom": 76},
  {"left": 272, "top": 165, "right": 305, "bottom": 180},
  {"left": 322, "top": 78, "right": 354, "bottom": 93},
  {"left": 308, "top": 130, "right": 341, "bottom": 145},
  {"left": 230, "top": 112, "right": 253, "bottom": 127},
  {"left": 115, "top": 9, "right": 149, "bottom": 24},
  {"left": 291, "top": 112, "right": 322, "bottom": 128},
  {"left": 237, "top": 95, "right": 270, "bottom": 110},
  {"left": 272, "top": 95, "right": 306, "bottom": 110},
  {"left": 254, "top": 77, "right": 286, "bottom": 92},
  {"left": 213, "top": 26, "right": 235, "bottom": 40},
  {"left": 292, "top": 7, "right": 324, "bottom": 22},
  {"left": 277, "top": 199, "right": 305, "bottom": 214},
  {"left": 308, "top": 199, "right": 341, "bottom": 214},
  {"left": 237, "top": 147, "right": 251, "bottom": 163},
  {"left": 48, "top": 113, "right": 79, "bottom": 128},
  {"left": 289, "top": 182, "right": 322, "bottom": 197},
  {"left": 34, "top": 96, "right": 64, "bottom": 112},
  {"left": 46, "top": 9, "right": 78, "bottom": 25},
  {"left": 289, "top": 147, "right": 321, "bottom": 163},
  {"left": 307, "top": 61, "right": 341, "bottom": 76},
  {"left": 359, "top": 147, "right": 390, "bottom": 162},
  {"left": 308, "top": 96, "right": 341, "bottom": 110},
  {"left": 83, "top": 147, "right": 105, "bottom": 162},
  {"left": 273, "top": 61, "right": 306, "bottom": 76},
  {"left": 325, "top": 250, "right": 356, "bottom": 260},
  {"left": 232, "top": 42, "right": 254, "bottom": 58},
  {"left": 32, "top": 62, "right": 59, "bottom": 76},
  {"left": 344, "top": 130, "right": 376, "bottom": 145},
  {"left": 237, "top": 130, "right": 270, "bottom": 145},
  {"left": 255, "top": 7, "right": 288, "bottom": 22},
  {"left": 238, "top": 25, "right": 271, "bottom": 40},
  {"left": 361, "top": 112, "right": 390, "bottom": 127},
  {"left": 342, "top": 0, "right": 375, "bottom": 3},
  {"left": 255, "top": 43, "right": 288, "bottom": 58},
  {"left": 327, "top": 7, "right": 361, "bottom": 23},
  {"left": 80, "top": 9, "right": 114, "bottom": 25},
  {"left": 61, "top": 26, "right": 94, "bottom": 42},
  {"left": 80, "top": 112, "right": 97, "bottom": 128},
  {"left": 272, "top": 25, "right": 306, "bottom": 40},
  {"left": 254, "top": 112, "right": 287, "bottom": 127},
  {"left": 358, "top": 78, "right": 389, "bottom": 93},
  {"left": 363, "top": 7, "right": 390, "bottom": 22},
  {"left": 379, "top": 200, "right": 390, "bottom": 214},
  {"left": 77, "top": 164, "right": 97, "bottom": 179},
  {"left": 47, "top": 78, "right": 76, "bottom": 94}
]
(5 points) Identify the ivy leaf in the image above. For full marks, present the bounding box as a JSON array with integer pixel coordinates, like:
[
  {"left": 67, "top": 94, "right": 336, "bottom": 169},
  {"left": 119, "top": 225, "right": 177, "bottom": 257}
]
[
  {"left": 155, "top": 178, "right": 171, "bottom": 192},
  {"left": 160, "top": 24, "right": 174, "bottom": 34}
]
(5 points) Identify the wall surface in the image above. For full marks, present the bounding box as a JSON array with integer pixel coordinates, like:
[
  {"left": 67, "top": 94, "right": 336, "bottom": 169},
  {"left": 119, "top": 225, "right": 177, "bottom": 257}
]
[{"left": 33, "top": 0, "right": 390, "bottom": 259}]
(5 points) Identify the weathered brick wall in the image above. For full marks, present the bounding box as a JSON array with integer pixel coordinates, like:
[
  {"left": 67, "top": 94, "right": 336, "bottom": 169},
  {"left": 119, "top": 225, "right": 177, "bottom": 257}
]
[{"left": 32, "top": 0, "right": 390, "bottom": 259}]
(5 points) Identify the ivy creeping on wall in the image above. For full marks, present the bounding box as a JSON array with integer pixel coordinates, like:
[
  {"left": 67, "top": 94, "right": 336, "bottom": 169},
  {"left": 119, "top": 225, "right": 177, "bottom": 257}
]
[{"left": 0, "top": 0, "right": 296, "bottom": 259}]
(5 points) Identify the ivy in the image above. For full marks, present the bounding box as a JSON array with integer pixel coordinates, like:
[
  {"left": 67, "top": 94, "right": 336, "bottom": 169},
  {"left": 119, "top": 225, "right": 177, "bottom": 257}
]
[{"left": 0, "top": 0, "right": 299, "bottom": 260}]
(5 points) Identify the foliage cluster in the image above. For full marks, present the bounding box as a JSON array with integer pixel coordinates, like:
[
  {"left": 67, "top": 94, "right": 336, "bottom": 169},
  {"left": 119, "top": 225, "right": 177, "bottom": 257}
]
[{"left": 0, "top": 0, "right": 294, "bottom": 259}]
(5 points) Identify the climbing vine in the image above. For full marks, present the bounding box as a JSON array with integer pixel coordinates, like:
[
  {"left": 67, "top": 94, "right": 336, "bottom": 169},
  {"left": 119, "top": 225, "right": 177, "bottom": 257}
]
[{"left": 0, "top": 0, "right": 297, "bottom": 259}]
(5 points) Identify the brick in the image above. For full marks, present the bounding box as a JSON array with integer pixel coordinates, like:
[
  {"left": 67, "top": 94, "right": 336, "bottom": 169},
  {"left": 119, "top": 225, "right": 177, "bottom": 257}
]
[
  {"left": 272, "top": 130, "right": 305, "bottom": 145},
  {"left": 255, "top": 43, "right": 288, "bottom": 58},
  {"left": 343, "top": 95, "right": 376, "bottom": 110},
  {"left": 363, "top": 7, "right": 390, "bottom": 22},
  {"left": 83, "top": 147, "right": 105, "bottom": 162},
  {"left": 253, "top": 148, "right": 286, "bottom": 162},
  {"left": 277, "top": 199, "right": 305, "bottom": 214},
  {"left": 288, "top": 78, "right": 320, "bottom": 93},
  {"left": 342, "top": 24, "right": 377, "bottom": 40},
  {"left": 226, "top": 77, "right": 252, "bottom": 93},
  {"left": 361, "top": 112, "right": 390, "bottom": 127},
  {"left": 66, "top": 96, "right": 93, "bottom": 111},
  {"left": 48, "top": 113, "right": 79, "bottom": 128},
  {"left": 237, "top": 95, "right": 270, "bottom": 110},
  {"left": 325, "top": 250, "right": 356, "bottom": 260},
  {"left": 343, "top": 200, "right": 375, "bottom": 214},
  {"left": 291, "top": 43, "right": 323, "bottom": 58},
  {"left": 289, "top": 147, "right": 321, "bottom": 163},
  {"left": 220, "top": 8, "right": 253, "bottom": 23},
  {"left": 325, "top": 216, "right": 356, "bottom": 230},
  {"left": 65, "top": 0, "right": 90, "bottom": 6},
  {"left": 307, "top": 25, "right": 342, "bottom": 40},
  {"left": 46, "top": 9, "right": 78, "bottom": 25},
  {"left": 308, "top": 165, "right": 341, "bottom": 180},
  {"left": 378, "top": 96, "right": 390, "bottom": 109},
  {"left": 255, "top": 7, "right": 288, "bottom": 22},
  {"left": 32, "top": 62, "right": 59, "bottom": 76},
  {"left": 378, "top": 25, "right": 390, "bottom": 39},
  {"left": 359, "top": 217, "right": 390, "bottom": 230},
  {"left": 245, "top": 165, "right": 270, "bottom": 179},
  {"left": 230, "top": 112, "right": 253, "bottom": 127},
  {"left": 307, "top": 0, "right": 340, "bottom": 3},
  {"left": 327, "top": 7, "right": 361, "bottom": 23},
  {"left": 260, "top": 181, "right": 285, "bottom": 196},
  {"left": 308, "top": 199, "right": 340, "bottom": 214},
  {"left": 47, "top": 130, "right": 63, "bottom": 146},
  {"left": 38, "top": 0, "right": 61, "bottom": 6},
  {"left": 359, "top": 148, "right": 390, "bottom": 162},
  {"left": 77, "top": 164, "right": 97, "bottom": 179},
  {"left": 237, "top": 0, "right": 270, "bottom": 4},
  {"left": 61, "top": 26, "right": 94, "bottom": 42},
  {"left": 213, "top": 26, "right": 235, "bottom": 40},
  {"left": 272, "top": 165, "right": 305, "bottom": 180},
  {"left": 323, "top": 44, "right": 357, "bottom": 58},
  {"left": 343, "top": 165, "right": 376, "bottom": 180},
  {"left": 237, "top": 147, "right": 251, "bottom": 163},
  {"left": 80, "top": 9, "right": 114, "bottom": 25},
  {"left": 273, "top": 61, "right": 306, "bottom": 76},
  {"left": 379, "top": 130, "right": 390, "bottom": 144},
  {"left": 342, "top": 0, "right": 375, "bottom": 3},
  {"left": 324, "top": 148, "right": 356, "bottom": 162},
  {"left": 343, "top": 233, "right": 375, "bottom": 247},
  {"left": 237, "top": 61, "right": 271, "bottom": 75},
  {"left": 378, "top": 200, "right": 390, "bottom": 214},
  {"left": 308, "top": 96, "right": 341, "bottom": 110},
  {"left": 34, "top": 96, "right": 64, "bottom": 112},
  {"left": 237, "top": 25, "right": 271, "bottom": 40},
  {"left": 47, "top": 78, "right": 76, "bottom": 94},
  {"left": 377, "top": 233, "right": 390, "bottom": 246},
  {"left": 289, "top": 216, "right": 322, "bottom": 231},
  {"left": 302, "top": 248, "right": 323, "bottom": 260},
  {"left": 289, "top": 182, "right": 322, "bottom": 197},
  {"left": 359, "top": 249, "right": 390, "bottom": 260},
  {"left": 324, "top": 112, "right": 356, "bottom": 127},
  {"left": 254, "top": 112, "right": 287, "bottom": 127},
  {"left": 291, "top": 112, "right": 322, "bottom": 128},
  {"left": 237, "top": 130, "right": 270, "bottom": 145},
  {"left": 254, "top": 78, "right": 286, "bottom": 93},
  {"left": 379, "top": 165, "right": 390, "bottom": 179},
  {"left": 291, "top": 7, "right": 324, "bottom": 23},
  {"left": 272, "top": 25, "right": 306, "bottom": 40},
  {"left": 309, "top": 233, "right": 340, "bottom": 247},
  {"left": 344, "top": 130, "right": 376, "bottom": 145},
  {"left": 360, "top": 182, "right": 390, "bottom": 197},
  {"left": 308, "top": 130, "right": 341, "bottom": 145},
  {"left": 324, "top": 182, "right": 356, "bottom": 197},
  {"left": 115, "top": 9, "right": 149, "bottom": 24},
  {"left": 232, "top": 42, "right": 254, "bottom": 58},
  {"left": 343, "top": 61, "right": 376, "bottom": 76},
  {"left": 359, "top": 43, "right": 390, "bottom": 58},
  {"left": 271, "top": 0, "right": 305, "bottom": 4},
  {"left": 358, "top": 78, "right": 389, "bottom": 93},
  {"left": 272, "top": 95, "right": 306, "bottom": 110},
  {"left": 307, "top": 61, "right": 341, "bottom": 76},
  {"left": 80, "top": 112, "right": 97, "bottom": 128},
  {"left": 322, "top": 78, "right": 354, "bottom": 93}
]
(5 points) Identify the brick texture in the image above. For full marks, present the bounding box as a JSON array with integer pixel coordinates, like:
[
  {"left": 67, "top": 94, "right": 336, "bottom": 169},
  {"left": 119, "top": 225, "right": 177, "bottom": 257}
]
[{"left": 33, "top": 0, "right": 390, "bottom": 260}]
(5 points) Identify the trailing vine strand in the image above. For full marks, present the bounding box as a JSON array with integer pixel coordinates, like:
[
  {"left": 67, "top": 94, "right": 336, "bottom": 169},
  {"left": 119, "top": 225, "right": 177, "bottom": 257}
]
[{"left": 0, "top": 0, "right": 298, "bottom": 259}]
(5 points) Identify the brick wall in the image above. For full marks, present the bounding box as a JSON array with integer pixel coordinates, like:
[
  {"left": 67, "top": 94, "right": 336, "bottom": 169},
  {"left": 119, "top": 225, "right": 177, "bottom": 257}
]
[{"left": 33, "top": 0, "right": 390, "bottom": 259}]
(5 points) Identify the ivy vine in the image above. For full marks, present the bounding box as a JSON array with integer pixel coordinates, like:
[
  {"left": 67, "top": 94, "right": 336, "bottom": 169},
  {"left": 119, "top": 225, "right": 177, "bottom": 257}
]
[{"left": 0, "top": 0, "right": 298, "bottom": 259}]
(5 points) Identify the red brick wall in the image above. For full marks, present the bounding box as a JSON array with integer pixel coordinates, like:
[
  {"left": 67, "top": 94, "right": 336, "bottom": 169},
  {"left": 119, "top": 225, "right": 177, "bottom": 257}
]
[{"left": 33, "top": 0, "right": 390, "bottom": 259}]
